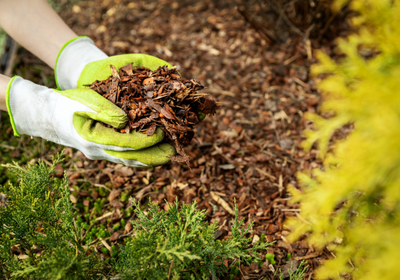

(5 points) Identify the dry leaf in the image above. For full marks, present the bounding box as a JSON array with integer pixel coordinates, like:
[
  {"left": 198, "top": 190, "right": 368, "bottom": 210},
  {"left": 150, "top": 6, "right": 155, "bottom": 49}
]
[
  {"left": 110, "top": 231, "right": 122, "bottom": 242},
  {"left": 17, "top": 254, "right": 29, "bottom": 260},
  {"left": 110, "top": 199, "right": 124, "bottom": 209},
  {"left": 124, "top": 221, "right": 133, "bottom": 234},
  {"left": 115, "top": 166, "right": 134, "bottom": 176},
  {"left": 108, "top": 189, "right": 121, "bottom": 202}
]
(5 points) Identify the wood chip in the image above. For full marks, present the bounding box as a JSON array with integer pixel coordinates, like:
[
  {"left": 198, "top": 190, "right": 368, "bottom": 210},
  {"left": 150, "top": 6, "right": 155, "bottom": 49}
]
[
  {"left": 210, "top": 191, "right": 234, "bottom": 215},
  {"left": 110, "top": 65, "right": 120, "bottom": 79}
]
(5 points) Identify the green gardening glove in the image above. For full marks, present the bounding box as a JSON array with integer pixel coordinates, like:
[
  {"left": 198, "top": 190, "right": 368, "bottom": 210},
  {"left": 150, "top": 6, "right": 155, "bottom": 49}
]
[
  {"left": 77, "top": 54, "right": 173, "bottom": 88},
  {"left": 54, "top": 37, "right": 176, "bottom": 167},
  {"left": 7, "top": 77, "right": 175, "bottom": 168}
]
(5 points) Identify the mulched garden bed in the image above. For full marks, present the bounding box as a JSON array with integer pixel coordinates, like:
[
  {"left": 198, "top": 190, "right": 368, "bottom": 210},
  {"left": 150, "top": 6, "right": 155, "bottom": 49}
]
[{"left": 9, "top": 0, "right": 352, "bottom": 278}]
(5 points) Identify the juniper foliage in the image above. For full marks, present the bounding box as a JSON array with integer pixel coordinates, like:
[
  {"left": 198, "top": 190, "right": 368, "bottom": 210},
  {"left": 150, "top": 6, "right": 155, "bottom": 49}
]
[
  {"left": 0, "top": 154, "right": 101, "bottom": 279},
  {"left": 117, "top": 199, "right": 270, "bottom": 280},
  {"left": 0, "top": 154, "right": 269, "bottom": 279},
  {"left": 287, "top": 0, "right": 400, "bottom": 279}
]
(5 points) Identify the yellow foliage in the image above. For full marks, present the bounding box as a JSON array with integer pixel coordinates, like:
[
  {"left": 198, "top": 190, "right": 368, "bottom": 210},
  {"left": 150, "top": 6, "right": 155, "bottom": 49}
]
[{"left": 287, "top": 1, "right": 400, "bottom": 279}]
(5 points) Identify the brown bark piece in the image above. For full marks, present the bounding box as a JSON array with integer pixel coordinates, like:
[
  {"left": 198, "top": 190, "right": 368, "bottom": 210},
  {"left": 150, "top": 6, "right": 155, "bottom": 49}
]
[
  {"left": 146, "top": 123, "right": 157, "bottom": 136},
  {"left": 86, "top": 64, "right": 219, "bottom": 166},
  {"left": 120, "top": 63, "right": 133, "bottom": 75},
  {"left": 110, "top": 65, "right": 120, "bottom": 79}
]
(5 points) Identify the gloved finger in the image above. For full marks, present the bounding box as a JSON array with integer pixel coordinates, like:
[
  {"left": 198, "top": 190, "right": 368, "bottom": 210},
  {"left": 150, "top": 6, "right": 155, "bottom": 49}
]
[
  {"left": 77, "top": 54, "right": 172, "bottom": 88},
  {"left": 73, "top": 115, "right": 165, "bottom": 150},
  {"left": 59, "top": 88, "right": 128, "bottom": 129},
  {"left": 104, "top": 143, "right": 176, "bottom": 168}
]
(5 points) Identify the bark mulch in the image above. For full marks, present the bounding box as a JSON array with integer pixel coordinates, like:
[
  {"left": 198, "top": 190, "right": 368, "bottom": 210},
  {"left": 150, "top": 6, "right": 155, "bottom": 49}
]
[
  {"left": 87, "top": 64, "right": 219, "bottom": 165},
  {"left": 21, "top": 0, "right": 351, "bottom": 278}
]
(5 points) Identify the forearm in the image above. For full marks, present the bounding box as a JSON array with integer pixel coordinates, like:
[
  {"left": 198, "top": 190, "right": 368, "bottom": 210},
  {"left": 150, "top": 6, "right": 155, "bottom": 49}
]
[
  {"left": 0, "top": 74, "right": 11, "bottom": 111},
  {"left": 0, "top": 0, "right": 77, "bottom": 68}
]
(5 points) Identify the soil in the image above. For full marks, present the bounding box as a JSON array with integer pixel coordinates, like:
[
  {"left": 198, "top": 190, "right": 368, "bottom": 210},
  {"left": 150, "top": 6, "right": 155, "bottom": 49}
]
[{"left": 11, "top": 0, "right": 353, "bottom": 279}]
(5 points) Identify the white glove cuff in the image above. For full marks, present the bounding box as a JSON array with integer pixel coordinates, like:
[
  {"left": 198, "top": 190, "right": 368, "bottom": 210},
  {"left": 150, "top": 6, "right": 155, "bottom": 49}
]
[
  {"left": 55, "top": 37, "right": 108, "bottom": 90},
  {"left": 7, "top": 76, "right": 59, "bottom": 140}
]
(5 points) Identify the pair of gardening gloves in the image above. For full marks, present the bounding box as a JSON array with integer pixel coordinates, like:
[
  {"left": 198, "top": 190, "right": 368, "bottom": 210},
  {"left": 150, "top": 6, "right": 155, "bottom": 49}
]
[{"left": 7, "top": 37, "right": 175, "bottom": 168}]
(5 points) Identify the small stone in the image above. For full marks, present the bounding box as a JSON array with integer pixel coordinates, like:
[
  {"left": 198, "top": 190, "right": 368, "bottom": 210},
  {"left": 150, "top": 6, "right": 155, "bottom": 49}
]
[
  {"left": 72, "top": 5, "right": 81, "bottom": 13},
  {"left": 252, "top": 234, "right": 260, "bottom": 244}
]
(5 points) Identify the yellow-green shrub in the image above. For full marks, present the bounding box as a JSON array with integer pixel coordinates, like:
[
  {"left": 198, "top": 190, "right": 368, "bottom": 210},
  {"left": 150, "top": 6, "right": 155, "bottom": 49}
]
[{"left": 287, "top": 0, "right": 400, "bottom": 279}]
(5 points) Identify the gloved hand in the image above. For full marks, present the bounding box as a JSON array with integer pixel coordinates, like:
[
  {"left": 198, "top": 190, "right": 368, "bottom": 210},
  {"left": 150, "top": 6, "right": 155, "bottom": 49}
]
[
  {"left": 49, "top": 36, "right": 177, "bottom": 167},
  {"left": 6, "top": 76, "right": 175, "bottom": 168},
  {"left": 55, "top": 36, "right": 172, "bottom": 90}
]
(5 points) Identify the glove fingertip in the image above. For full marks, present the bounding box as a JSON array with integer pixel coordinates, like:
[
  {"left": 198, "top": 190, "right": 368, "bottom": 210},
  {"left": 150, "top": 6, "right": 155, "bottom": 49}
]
[{"left": 104, "top": 142, "right": 176, "bottom": 168}]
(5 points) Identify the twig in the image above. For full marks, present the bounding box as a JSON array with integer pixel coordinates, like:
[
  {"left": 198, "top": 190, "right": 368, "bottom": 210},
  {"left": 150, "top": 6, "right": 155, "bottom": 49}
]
[
  {"left": 0, "top": 144, "right": 15, "bottom": 150},
  {"left": 74, "top": 234, "right": 79, "bottom": 257},
  {"left": 238, "top": 259, "right": 245, "bottom": 278},
  {"left": 95, "top": 211, "right": 113, "bottom": 221},
  {"left": 228, "top": 258, "right": 238, "bottom": 270},
  {"left": 99, "top": 237, "right": 112, "bottom": 254},
  {"left": 255, "top": 167, "right": 277, "bottom": 181},
  {"left": 280, "top": 208, "right": 301, "bottom": 212},
  {"left": 211, "top": 271, "right": 216, "bottom": 280},
  {"left": 168, "top": 260, "right": 174, "bottom": 280},
  {"left": 271, "top": 117, "right": 281, "bottom": 145},
  {"left": 296, "top": 212, "right": 312, "bottom": 225},
  {"left": 303, "top": 23, "right": 316, "bottom": 41},
  {"left": 294, "top": 252, "right": 320, "bottom": 261},
  {"left": 94, "top": 183, "right": 112, "bottom": 192},
  {"left": 318, "top": 12, "right": 338, "bottom": 41},
  {"left": 283, "top": 54, "right": 300, "bottom": 65},
  {"left": 269, "top": 0, "right": 304, "bottom": 36},
  {"left": 236, "top": 2, "right": 276, "bottom": 44},
  {"left": 135, "top": 183, "right": 154, "bottom": 201},
  {"left": 348, "top": 258, "right": 355, "bottom": 269},
  {"left": 80, "top": 219, "right": 96, "bottom": 243}
]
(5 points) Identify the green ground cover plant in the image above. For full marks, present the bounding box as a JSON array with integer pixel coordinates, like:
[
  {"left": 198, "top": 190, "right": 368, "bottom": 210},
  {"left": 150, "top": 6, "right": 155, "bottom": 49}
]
[
  {"left": 0, "top": 112, "right": 63, "bottom": 185},
  {"left": 277, "top": 261, "right": 308, "bottom": 280},
  {"left": 117, "top": 199, "right": 270, "bottom": 279},
  {"left": 287, "top": 0, "right": 400, "bottom": 279},
  {"left": 0, "top": 154, "right": 271, "bottom": 279},
  {"left": 0, "top": 154, "right": 103, "bottom": 279}
]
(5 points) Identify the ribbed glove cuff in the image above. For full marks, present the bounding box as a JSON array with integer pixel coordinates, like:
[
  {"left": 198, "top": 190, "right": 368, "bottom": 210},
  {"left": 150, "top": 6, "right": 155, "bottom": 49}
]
[{"left": 55, "top": 36, "right": 108, "bottom": 90}]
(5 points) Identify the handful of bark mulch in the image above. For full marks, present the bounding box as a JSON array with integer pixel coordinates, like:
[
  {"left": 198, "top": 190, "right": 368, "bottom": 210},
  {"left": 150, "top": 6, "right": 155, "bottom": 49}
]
[{"left": 86, "top": 63, "right": 220, "bottom": 165}]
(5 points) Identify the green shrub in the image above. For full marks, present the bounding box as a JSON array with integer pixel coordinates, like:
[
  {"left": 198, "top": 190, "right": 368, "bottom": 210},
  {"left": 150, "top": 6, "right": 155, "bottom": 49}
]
[
  {"left": 287, "top": 0, "right": 400, "bottom": 279},
  {"left": 0, "top": 154, "right": 103, "bottom": 279},
  {"left": 0, "top": 154, "right": 270, "bottom": 279},
  {"left": 117, "top": 199, "right": 270, "bottom": 279}
]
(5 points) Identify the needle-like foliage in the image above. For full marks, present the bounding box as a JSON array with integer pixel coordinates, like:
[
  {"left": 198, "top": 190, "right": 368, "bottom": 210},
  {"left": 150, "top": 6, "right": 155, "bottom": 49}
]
[
  {"left": 117, "top": 199, "right": 270, "bottom": 280},
  {"left": 0, "top": 154, "right": 101, "bottom": 279},
  {"left": 0, "top": 155, "right": 270, "bottom": 279},
  {"left": 287, "top": 0, "right": 400, "bottom": 279}
]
